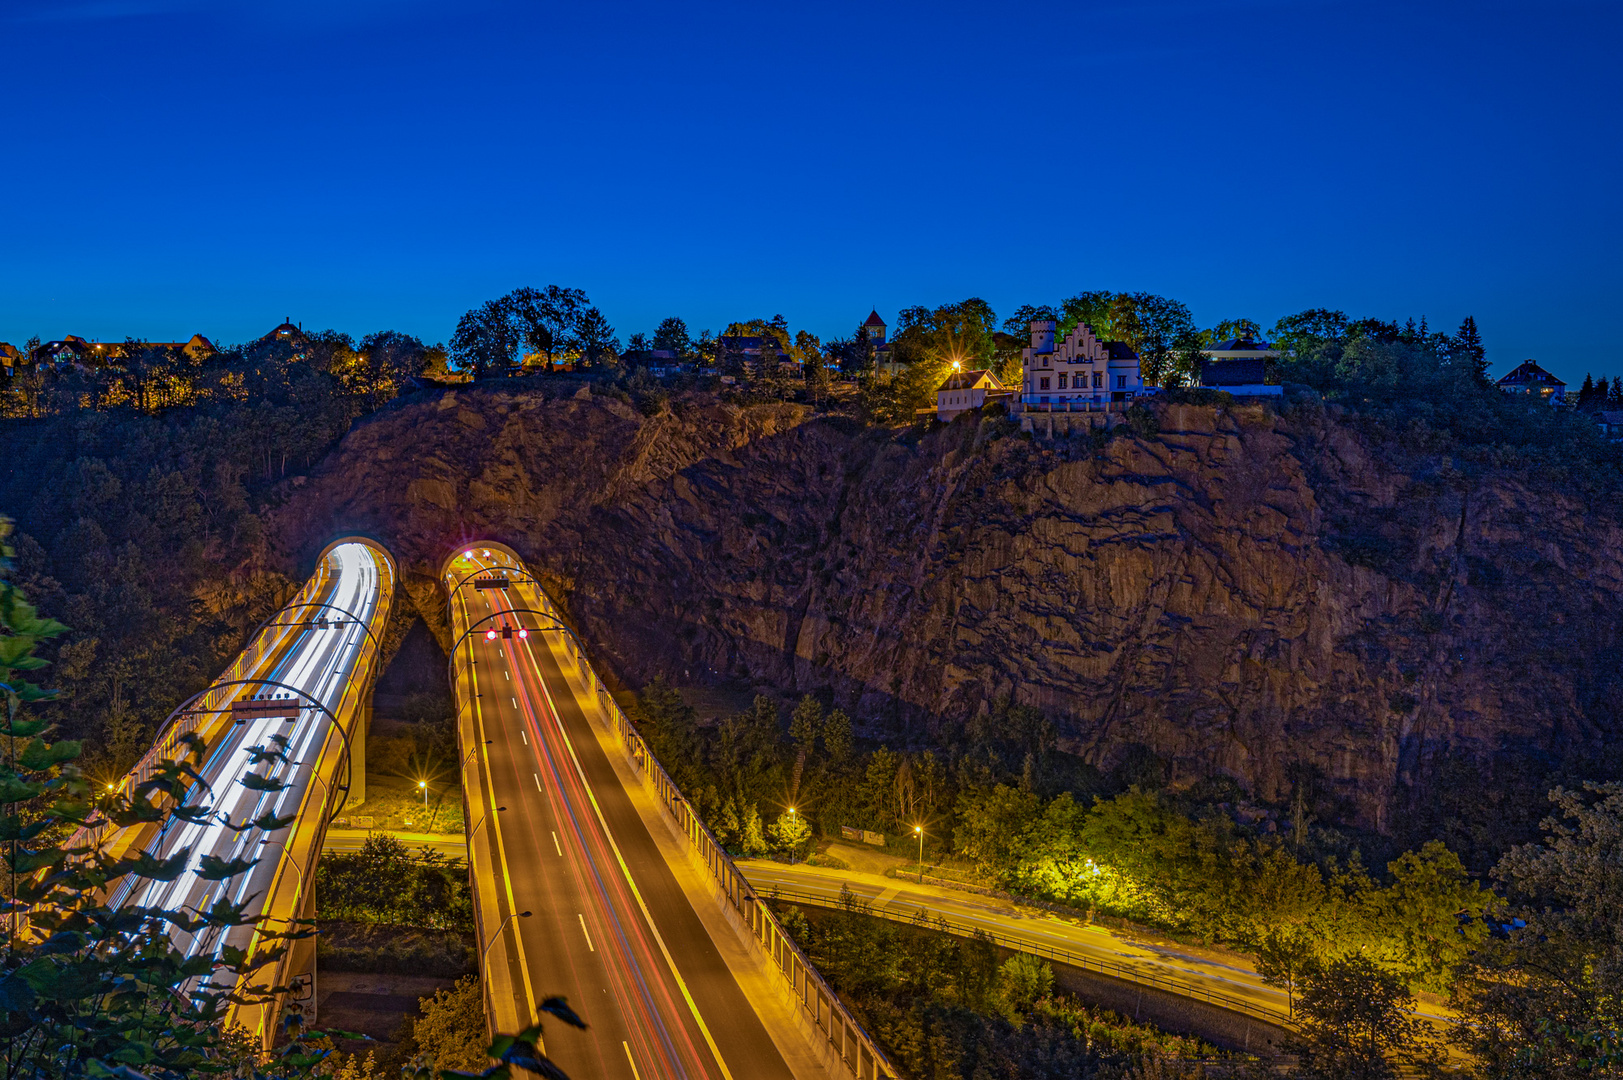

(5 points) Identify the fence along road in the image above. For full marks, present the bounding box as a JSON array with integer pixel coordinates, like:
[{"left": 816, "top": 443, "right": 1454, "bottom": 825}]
[
  {"left": 445, "top": 543, "right": 893, "bottom": 1080},
  {"left": 93, "top": 539, "right": 395, "bottom": 1048}
]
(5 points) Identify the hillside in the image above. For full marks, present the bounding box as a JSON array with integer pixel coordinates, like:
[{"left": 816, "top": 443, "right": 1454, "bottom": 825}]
[{"left": 263, "top": 382, "right": 1623, "bottom": 830}]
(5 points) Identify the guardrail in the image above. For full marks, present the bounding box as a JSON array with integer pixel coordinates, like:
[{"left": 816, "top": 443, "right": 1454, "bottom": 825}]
[
  {"left": 511, "top": 576, "right": 899, "bottom": 1080},
  {"left": 764, "top": 884, "right": 1294, "bottom": 1030}
]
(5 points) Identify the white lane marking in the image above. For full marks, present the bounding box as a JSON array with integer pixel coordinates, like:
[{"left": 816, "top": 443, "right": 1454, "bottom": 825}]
[
  {"left": 551, "top": 831, "right": 562, "bottom": 856},
  {"left": 511, "top": 696, "right": 518, "bottom": 707},
  {"left": 504, "top": 670, "right": 509, "bottom": 680},
  {"left": 534, "top": 772, "right": 542, "bottom": 791},
  {"left": 623, "top": 1042, "right": 642, "bottom": 1080},
  {"left": 578, "top": 913, "right": 595, "bottom": 952},
  {"left": 520, "top": 728, "right": 528, "bottom": 745}
]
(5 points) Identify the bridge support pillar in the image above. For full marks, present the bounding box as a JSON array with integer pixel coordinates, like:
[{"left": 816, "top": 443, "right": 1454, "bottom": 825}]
[{"left": 349, "top": 698, "right": 369, "bottom": 807}]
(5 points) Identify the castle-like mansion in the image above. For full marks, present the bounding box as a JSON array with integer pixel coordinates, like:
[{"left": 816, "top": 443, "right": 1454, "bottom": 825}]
[{"left": 1020, "top": 319, "right": 1143, "bottom": 408}]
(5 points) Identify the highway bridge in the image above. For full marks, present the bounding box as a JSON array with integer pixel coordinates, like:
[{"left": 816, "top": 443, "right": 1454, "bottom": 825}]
[
  {"left": 83, "top": 538, "right": 395, "bottom": 1048},
  {"left": 445, "top": 543, "right": 892, "bottom": 1080}
]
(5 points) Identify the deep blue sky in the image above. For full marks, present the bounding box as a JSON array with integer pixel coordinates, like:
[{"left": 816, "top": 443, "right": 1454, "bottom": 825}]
[{"left": 2, "top": 1, "right": 1619, "bottom": 379}]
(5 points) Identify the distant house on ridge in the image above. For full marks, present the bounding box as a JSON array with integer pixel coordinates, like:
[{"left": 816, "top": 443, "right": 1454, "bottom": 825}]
[{"left": 1496, "top": 360, "right": 1566, "bottom": 404}]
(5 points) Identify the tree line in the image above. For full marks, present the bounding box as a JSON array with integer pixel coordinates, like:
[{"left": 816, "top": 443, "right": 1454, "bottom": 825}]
[{"left": 630, "top": 682, "right": 1622, "bottom": 1079}]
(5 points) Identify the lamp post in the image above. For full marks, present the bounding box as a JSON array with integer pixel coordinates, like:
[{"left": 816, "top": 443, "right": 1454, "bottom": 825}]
[
  {"left": 470, "top": 805, "right": 506, "bottom": 840},
  {"left": 787, "top": 807, "right": 796, "bottom": 865},
  {"left": 481, "top": 909, "right": 531, "bottom": 965},
  {"left": 914, "top": 824, "right": 924, "bottom": 884},
  {"left": 418, "top": 780, "right": 428, "bottom": 808}
]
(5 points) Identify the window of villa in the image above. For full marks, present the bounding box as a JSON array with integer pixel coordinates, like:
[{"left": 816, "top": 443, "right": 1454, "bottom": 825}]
[{"left": 1039, "top": 377, "right": 1050, "bottom": 390}]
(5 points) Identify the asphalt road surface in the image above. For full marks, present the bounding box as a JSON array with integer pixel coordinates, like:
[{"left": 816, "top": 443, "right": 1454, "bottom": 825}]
[
  {"left": 109, "top": 542, "right": 386, "bottom": 971},
  {"left": 453, "top": 555, "right": 797, "bottom": 1080}
]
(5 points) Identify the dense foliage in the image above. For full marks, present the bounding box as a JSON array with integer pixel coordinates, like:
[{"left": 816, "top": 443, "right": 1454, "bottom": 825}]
[
  {"left": 770, "top": 891, "right": 1215, "bottom": 1080},
  {"left": 316, "top": 834, "right": 474, "bottom": 930}
]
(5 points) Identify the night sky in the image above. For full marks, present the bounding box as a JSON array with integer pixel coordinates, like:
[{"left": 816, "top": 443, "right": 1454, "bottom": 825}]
[{"left": 2, "top": 1, "right": 1619, "bottom": 379}]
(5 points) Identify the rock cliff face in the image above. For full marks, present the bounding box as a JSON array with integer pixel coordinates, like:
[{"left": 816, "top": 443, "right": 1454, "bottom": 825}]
[{"left": 266, "top": 383, "right": 1623, "bottom": 829}]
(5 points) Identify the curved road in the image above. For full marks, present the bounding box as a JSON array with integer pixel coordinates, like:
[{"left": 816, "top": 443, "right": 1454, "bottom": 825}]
[
  {"left": 109, "top": 542, "right": 386, "bottom": 979},
  {"left": 738, "top": 861, "right": 1455, "bottom": 1029},
  {"left": 451, "top": 550, "right": 800, "bottom": 1080}
]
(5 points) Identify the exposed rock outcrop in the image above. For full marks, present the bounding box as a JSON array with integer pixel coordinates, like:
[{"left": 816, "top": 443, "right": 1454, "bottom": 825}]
[{"left": 265, "top": 384, "right": 1623, "bottom": 828}]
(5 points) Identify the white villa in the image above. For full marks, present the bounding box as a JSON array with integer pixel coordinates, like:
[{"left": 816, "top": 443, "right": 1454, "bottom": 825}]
[
  {"left": 932, "top": 368, "right": 1011, "bottom": 422},
  {"left": 1019, "top": 319, "right": 1142, "bottom": 411}
]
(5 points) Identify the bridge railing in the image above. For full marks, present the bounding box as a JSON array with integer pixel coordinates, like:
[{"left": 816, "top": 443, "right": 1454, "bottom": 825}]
[{"left": 518, "top": 581, "right": 898, "bottom": 1080}]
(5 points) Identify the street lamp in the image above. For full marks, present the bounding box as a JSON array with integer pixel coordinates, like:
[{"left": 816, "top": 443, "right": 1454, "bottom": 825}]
[
  {"left": 418, "top": 779, "right": 428, "bottom": 808},
  {"left": 914, "top": 824, "right": 924, "bottom": 884},
  {"left": 470, "top": 805, "right": 507, "bottom": 839},
  {"left": 481, "top": 909, "right": 531, "bottom": 965}
]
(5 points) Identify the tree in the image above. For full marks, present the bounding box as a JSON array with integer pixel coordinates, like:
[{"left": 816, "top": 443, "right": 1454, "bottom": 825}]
[
  {"left": 740, "top": 802, "right": 768, "bottom": 856},
  {"left": 1001, "top": 304, "right": 1059, "bottom": 335},
  {"left": 1290, "top": 954, "right": 1442, "bottom": 1080},
  {"left": 822, "top": 709, "right": 853, "bottom": 765},
  {"left": 953, "top": 783, "right": 1040, "bottom": 883},
  {"left": 1451, "top": 316, "right": 1487, "bottom": 386},
  {"left": 449, "top": 298, "right": 520, "bottom": 378},
  {"left": 1255, "top": 926, "right": 1320, "bottom": 1017},
  {"left": 769, "top": 809, "right": 812, "bottom": 858},
  {"left": 575, "top": 306, "right": 619, "bottom": 368},
  {"left": 506, "top": 284, "right": 590, "bottom": 367},
  {"left": 410, "top": 975, "right": 489, "bottom": 1071},
  {"left": 652, "top": 317, "right": 692, "bottom": 357},
  {"left": 788, "top": 695, "right": 823, "bottom": 802},
  {"left": 996, "top": 953, "right": 1054, "bottom": 1021},
  {"left": 1452, "top": 783, "right": 1623, "bottom": 1079},
  {"left": 1369, "top": 839, "right": 1488, "bottom": 989}
]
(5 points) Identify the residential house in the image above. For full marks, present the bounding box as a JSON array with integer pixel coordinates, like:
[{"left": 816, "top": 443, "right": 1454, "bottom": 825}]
[
  {"left": 932, "top": 368, "right": 1011, "bottom": 422},
  {"left": 1497, "top": 359, "right": 1566, "bottom": 403},
  {"left": 1019, "top": 319, "right": 1143, "bottom": 411},
  {"left": 1594, "top": 410, "right": 1623, "bottom": 440},
  {"left": 0, "top": 342, "right": 26, "bottom": 375},
  {"left": 1198, "top": 357, "right": 1282, "bottom": 397},
  {"left": 30, "top": 333, "right": 215, "bottom": 368}
]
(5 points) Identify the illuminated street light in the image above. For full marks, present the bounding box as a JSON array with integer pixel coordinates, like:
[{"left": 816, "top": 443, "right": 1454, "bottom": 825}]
[
  {"left": 418, "top": 779, "right": 428, "bottom": 807},
  {"left": 914, "top": 824, "right": 924, "bottom": 884}
]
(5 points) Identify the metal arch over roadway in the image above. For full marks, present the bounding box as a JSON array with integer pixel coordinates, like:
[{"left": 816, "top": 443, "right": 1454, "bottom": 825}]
[
  {"left": 247, "top": 599, "right": 381, "bottom": 656},
  {"left": 141, "top": 677, "right": 358, "bottom": 821},
  {"left": 444, "top": 609, "right": 586, "bottom": 689}
]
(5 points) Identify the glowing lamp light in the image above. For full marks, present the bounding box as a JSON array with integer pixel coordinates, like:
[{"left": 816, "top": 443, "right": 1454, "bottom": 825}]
[
  {"left": 485, "top": 629, "right": 497, "bottom": 640},
  {"left": 464, "top": 550, "right": 473, "bottom": 559},
  {"left": 518, "top": 628, "right": 529, "bottom": 639},
  {"left": 418, "top": 781, "right": 427, "bottom": 790}
]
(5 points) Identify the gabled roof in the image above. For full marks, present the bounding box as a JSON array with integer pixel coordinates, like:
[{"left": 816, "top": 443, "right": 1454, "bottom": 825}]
[
  {"left": 1206, "top": 338, "right": 1274, "bottom": 352},
  {"left": 863, "top": 310, "right": 886, "bottom": 328},
  {"left": 936, "top": 368, "right": 1005, "bottom": 393},
  {"left": 1497, "top": 359, "right": 1564, "bottom": 387},
  {"left": 1199, "top": 358, "right": 1267, "bottom": 386}
]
